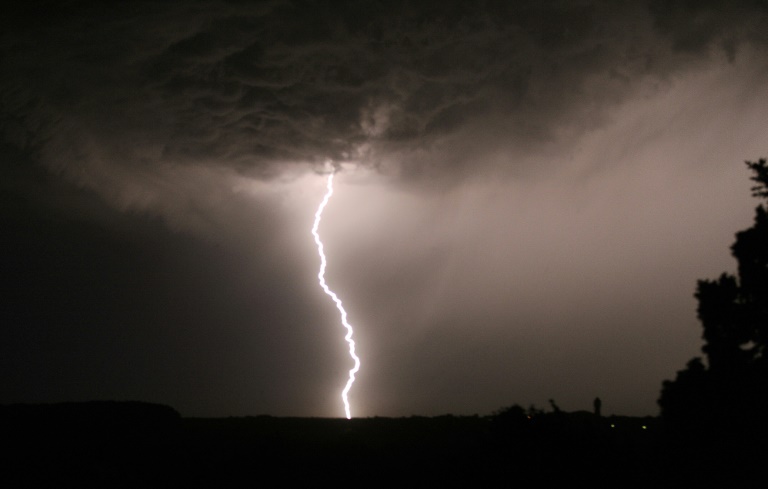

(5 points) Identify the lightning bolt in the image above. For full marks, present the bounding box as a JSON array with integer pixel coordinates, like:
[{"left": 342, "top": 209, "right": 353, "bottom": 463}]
[{"left": 312, "top": 171, "right": 361, "bottom": 419}]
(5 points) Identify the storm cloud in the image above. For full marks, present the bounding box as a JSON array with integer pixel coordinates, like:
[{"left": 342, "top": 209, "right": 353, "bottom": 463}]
[
  {"left": 4, "top": 1, "right": 765, "bottom": 190},
  {"left": 2, "top": 0, "right": 768, "bottom": 417}
]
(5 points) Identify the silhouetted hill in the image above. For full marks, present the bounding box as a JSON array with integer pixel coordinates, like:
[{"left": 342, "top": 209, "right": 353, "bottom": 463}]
[
  {"left": 1, "top": 402, "right": 763, "bottom": 488},
  {"left": 1, "top": 401, "right": 181, "bottom": 487}
]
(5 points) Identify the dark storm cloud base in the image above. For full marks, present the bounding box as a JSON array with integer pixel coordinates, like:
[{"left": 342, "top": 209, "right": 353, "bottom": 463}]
[{"left": 3, "top": 0, "right": 766, "bottom": 185}]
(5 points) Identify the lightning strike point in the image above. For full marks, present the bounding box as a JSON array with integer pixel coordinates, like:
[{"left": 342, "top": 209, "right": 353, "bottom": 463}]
[{"left": 312, "top": 171, "right": 361, "bottom": 419}]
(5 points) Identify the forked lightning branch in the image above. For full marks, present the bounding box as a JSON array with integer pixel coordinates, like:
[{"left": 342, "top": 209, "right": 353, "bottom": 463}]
[{"left": 312, "top": 171, "right": 361, "bottom": 419}]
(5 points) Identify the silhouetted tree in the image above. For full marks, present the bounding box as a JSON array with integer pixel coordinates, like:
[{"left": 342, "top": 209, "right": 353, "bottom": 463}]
[
  {"left": 548, "top": 399, "right": 561, "bottom": 413},
  {"left": 659, "top": 159, "right": 768, "bottom": 445}
]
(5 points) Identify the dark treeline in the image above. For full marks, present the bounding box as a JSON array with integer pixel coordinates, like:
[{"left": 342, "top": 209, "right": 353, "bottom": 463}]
[
  {"left": 0, "top": 400, "right": 758, "bottom": 488},
  {"left": 0, "top": 401, "right": 663, "bottom": 488},
  {"left": 656, "top": 159, "right": 768, "bottom": 486}
]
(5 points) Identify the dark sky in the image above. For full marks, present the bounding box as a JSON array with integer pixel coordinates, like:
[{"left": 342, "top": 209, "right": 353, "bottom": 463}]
[{"left": 2, "top": 0, "right": 768, "bottom": 418}]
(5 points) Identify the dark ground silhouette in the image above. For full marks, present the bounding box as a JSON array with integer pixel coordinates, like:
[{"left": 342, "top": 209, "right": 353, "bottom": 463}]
[{"left": 1, "top": 400, "right": 764, "bottom": 488}]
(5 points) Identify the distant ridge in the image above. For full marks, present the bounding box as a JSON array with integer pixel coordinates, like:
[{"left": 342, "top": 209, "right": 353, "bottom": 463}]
[
  {"left": 1, "top": 400, "right": 180, "bottom": 429},
  {"left": 0, "top": 402, "right": 761, "bottom": 488}
]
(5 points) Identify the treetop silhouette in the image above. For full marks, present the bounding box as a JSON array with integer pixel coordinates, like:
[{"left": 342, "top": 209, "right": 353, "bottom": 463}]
[{"left": 659, "top": 158, "right": 768, "bottom": 443}]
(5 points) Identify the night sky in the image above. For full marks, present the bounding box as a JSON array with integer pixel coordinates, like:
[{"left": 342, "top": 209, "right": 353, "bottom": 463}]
[{"left": 2, "top": 0, "right": 768, "bottom": 418}]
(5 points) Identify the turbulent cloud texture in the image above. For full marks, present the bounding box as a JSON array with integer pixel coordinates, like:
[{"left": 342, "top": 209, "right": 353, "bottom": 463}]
[{"left": 3, "top": 1, "right": 765, "bottom": 191}]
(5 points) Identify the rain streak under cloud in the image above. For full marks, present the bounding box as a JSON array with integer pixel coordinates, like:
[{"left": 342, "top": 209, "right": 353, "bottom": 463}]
[{"left": 2, "top": 0, "right": 768, "bottom": 417}]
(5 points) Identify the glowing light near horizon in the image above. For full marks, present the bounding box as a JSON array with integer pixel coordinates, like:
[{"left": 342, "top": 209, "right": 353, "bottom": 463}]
[{"left": 312, "top": 171, "right": 361, "bottom": 419}]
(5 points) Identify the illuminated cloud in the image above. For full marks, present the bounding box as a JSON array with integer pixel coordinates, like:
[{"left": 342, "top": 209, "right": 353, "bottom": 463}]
[
  {"left": 2, "top": 0, "right": 768, "bottom": 417},
  {"left": 3, "top": 1, "right": 766, "bottom": 197}
]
